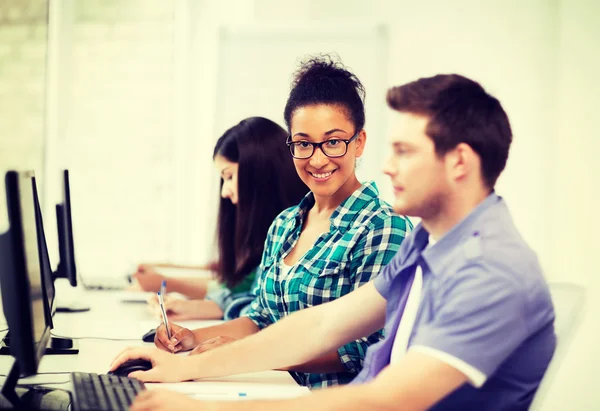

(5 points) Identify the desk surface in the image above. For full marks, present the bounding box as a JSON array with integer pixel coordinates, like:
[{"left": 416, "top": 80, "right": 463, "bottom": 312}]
[{"left": 0, "top": 286, "right": 308, "bottom": 401}]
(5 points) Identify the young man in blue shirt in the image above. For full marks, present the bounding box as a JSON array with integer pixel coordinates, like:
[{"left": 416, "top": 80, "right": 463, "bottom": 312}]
[{"left": 112, "top": 74, "right": 556, "bottom": 411}]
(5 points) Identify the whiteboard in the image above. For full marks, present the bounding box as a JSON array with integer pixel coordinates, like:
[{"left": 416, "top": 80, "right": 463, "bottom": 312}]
[{"left": 213, "top": 24, "right": 393, "bottom": 202}]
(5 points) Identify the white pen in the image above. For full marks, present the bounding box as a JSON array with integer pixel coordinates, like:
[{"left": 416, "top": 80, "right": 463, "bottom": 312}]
[{"left": 157, "top": 291, "right": 172, "bottom": 341}]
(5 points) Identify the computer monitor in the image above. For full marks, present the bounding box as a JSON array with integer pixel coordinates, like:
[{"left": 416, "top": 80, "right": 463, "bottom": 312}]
[
  {"left": 32, "top": 176, "right": 56, "bottom": 324},
  {"left": 0, "top": 173, "right": 78, "bottom": 358},
  {"left": 31, "top": 177, "right": 79, "bottom": 353},
  {"left": 0, "top": 171, "right": 51, "bottom": 377},
  {"left": 0, "top": 171, "right": 73, "bottom": 408},
  {"left": 54, "top": 170, "right": 77, "bottom": 287}
]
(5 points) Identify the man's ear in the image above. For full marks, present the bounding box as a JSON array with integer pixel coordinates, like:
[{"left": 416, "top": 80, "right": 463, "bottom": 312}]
[{"left": 447, "top": 142, "right": 477, "bottom": 181}]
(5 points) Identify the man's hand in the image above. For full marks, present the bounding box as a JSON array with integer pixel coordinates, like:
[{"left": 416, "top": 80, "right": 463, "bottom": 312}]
[
  {"left": 130, "top": 389, "right": 205, "bottom": 411},
  {"left": 133, "top": 265, "right": 166, "bottom": 292},
  {"left": 109, "top": 347, "right": 191, "bottom": 383},
  {"left": 190, "top": 336, "right": 239, "bottom": 355},
  {"left": 155, "top": 322, "right": 198, "bottom": 352}
]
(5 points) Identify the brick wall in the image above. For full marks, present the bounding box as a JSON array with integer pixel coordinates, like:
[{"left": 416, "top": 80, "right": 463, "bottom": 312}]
[{"left": 0, "top": 0, "right": 47, "bottom": 230}]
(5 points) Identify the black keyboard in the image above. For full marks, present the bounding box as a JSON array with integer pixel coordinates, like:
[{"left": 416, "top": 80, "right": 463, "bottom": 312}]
[{"left": 71, "top": 372, "right": 146, "bottom": 411}]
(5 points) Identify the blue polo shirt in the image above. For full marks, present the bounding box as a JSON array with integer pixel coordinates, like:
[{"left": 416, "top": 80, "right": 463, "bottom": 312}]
[{"left": 352, "top": 193, "right": 556, "bottom": 410}]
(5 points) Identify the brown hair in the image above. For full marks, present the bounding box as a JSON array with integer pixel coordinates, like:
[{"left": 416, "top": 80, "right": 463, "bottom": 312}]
[{"left": 387, "top": 74, "right": 512, "bottom": 188}]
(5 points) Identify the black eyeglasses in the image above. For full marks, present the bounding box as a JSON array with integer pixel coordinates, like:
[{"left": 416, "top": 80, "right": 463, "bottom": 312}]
[{"left": 286, "top": 132, "right": 359, "bottom": 159}]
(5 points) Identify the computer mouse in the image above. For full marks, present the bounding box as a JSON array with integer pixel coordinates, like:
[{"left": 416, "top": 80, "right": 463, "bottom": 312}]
[
  {"left": 142, "top": 329, "right": 156, "bottom": 343},
  {"left": 108, "top": 359, "right": 153, "bottom": 377}
]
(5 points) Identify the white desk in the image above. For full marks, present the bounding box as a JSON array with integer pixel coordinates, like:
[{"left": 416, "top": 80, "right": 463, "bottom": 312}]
[{"left": 0, "top": 287, "right": 309, "bottom": 402}]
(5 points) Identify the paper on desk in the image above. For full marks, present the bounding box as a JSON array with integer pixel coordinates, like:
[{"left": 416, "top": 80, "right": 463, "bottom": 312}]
[{"left": 147, "top": 378, "right": 309, "bottom": 400}]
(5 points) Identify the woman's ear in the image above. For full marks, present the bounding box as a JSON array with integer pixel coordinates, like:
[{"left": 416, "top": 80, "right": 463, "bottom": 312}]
[{"left": 355, "top": 130, "right": 367, "bottom": 158}]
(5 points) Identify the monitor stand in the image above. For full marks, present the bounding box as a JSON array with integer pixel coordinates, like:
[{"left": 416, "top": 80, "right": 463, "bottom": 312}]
[
  {"left": 45, "top": 335, "right": 79, "bottom": 355},
  {"left": 54, "top": 279, "right": 91, "bottom": 313},
  {"left": 0, "top": 360, "right": 72, "bottom": 410},
  {"left": 55, "top": 301, "right": 91, "bottom": 313},
  {"left": 0, "top": 332, "right": 79, "bottom": 355}
]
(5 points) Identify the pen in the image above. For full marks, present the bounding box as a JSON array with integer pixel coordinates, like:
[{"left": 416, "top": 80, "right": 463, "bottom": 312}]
[
  {"left": 157, "top": 291, "right": 172, "bottom": 341},
  {"left": 160, "top": 279, "right": 167, "bottom": 297}
]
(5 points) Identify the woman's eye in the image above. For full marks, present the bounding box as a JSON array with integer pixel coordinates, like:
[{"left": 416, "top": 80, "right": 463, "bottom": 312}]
[
  {"left": 325, "top": 139, "right": 341, "bottom": 147},
  {"left": 298, "top": 142, "right": 311, "bottom": 148}
]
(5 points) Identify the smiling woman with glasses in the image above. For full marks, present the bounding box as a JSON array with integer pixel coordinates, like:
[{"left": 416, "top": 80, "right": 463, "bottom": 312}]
[{"left": 139, "top": 55, "right": 412, "bottom": 391}]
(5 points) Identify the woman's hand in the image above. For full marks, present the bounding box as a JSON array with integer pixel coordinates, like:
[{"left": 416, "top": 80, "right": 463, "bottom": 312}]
[
  {"left": 149, "top": 297, "right": 224, "bottom": 322},
  {"left": 155, "top": 322, "right": 198, "bottom": 353},
  {"left": 133, "top": 265, "right": 166, "bottom": 292}
]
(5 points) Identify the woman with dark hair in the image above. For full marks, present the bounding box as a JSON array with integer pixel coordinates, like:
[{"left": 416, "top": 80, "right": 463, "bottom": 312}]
[
  {"left": 138, "top": 116, "right": 308, "bottom": 321},
  {"left": 113, "top": 55, "right": 412, "bottom": 389}
]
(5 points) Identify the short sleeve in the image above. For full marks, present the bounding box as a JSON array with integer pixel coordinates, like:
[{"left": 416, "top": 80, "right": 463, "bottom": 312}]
[
  {"left": 242, "top": 287, "right": 273, "bottom": 329},
  {"left": 373, "top": 226, "right": 415, "bottom": 300},
  {"left": 409, "top": 263, "right": 528, "bottom": 387},
  {"left": 204, "top": 288, "right": 233, "bottom": 312},
  {"left": 373, "top": 253, "right": 404, "bottom": 300}
]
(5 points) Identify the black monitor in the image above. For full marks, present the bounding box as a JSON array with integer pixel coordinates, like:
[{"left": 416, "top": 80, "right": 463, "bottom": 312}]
[
  {"left": 32, "top": 176, "right": 56, "bottom": 324},
  {"left": 0, "top": 173, "right": 78, "bottom": 357},
  {"left": 31, "top": 177, "right": 79, "bottom": 353},
  {"left": 0, "top": 171, "right": 51, "bottom": 377},
  {"left": 54, "top": 170, "right": 77, "bottom": 287},
  {"left": 0, "top": 171, "right": 73, "bottom": 409}
]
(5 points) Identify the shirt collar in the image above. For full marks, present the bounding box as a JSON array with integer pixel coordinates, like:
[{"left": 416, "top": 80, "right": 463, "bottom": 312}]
[
  {"left": 415, "top": 192, "right": 502, "bottom": 275},
  {"left": 330, "top": 181, "right": 380, "bottom": 231},
  {"left": 291, "top": 181, "right": 380, "bottom": 232}
]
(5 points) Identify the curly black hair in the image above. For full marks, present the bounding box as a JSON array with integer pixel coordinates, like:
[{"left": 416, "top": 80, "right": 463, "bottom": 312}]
[{"left": 283, "top": 54, "right": 366, "bottom": 133}]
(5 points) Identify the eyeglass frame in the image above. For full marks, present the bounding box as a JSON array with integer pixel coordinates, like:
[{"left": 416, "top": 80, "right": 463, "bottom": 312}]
[{"left": 285, "top": 131, "right": 360, "bottom": 159}]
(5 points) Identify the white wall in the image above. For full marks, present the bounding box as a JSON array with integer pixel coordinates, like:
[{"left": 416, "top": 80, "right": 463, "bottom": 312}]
[
  {"left": 45, "top": 0, "right": 179, "bottom": 275},
  {"left": 545, "top": 0, "right": 600, "bottom": 409}
]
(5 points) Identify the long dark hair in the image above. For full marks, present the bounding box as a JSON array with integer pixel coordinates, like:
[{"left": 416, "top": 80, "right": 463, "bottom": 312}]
[{"left": 213, "top": 117, "right": 307, "bottom": 288}]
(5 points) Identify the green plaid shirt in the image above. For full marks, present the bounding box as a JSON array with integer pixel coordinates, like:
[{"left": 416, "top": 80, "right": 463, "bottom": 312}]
[{"left": 244, "top": 181, "right": 412, "bottom": 389}]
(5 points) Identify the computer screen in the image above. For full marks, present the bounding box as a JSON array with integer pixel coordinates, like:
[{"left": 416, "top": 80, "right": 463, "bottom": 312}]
[
  {"left": 55, "top": 170, "right": 77, "bottom": 287},
  {"left": 32, "top": 176, "right": 56, "bottom": 324},
  {"left": 0, "top": 170, "right": 51, "bottom": 377}
]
